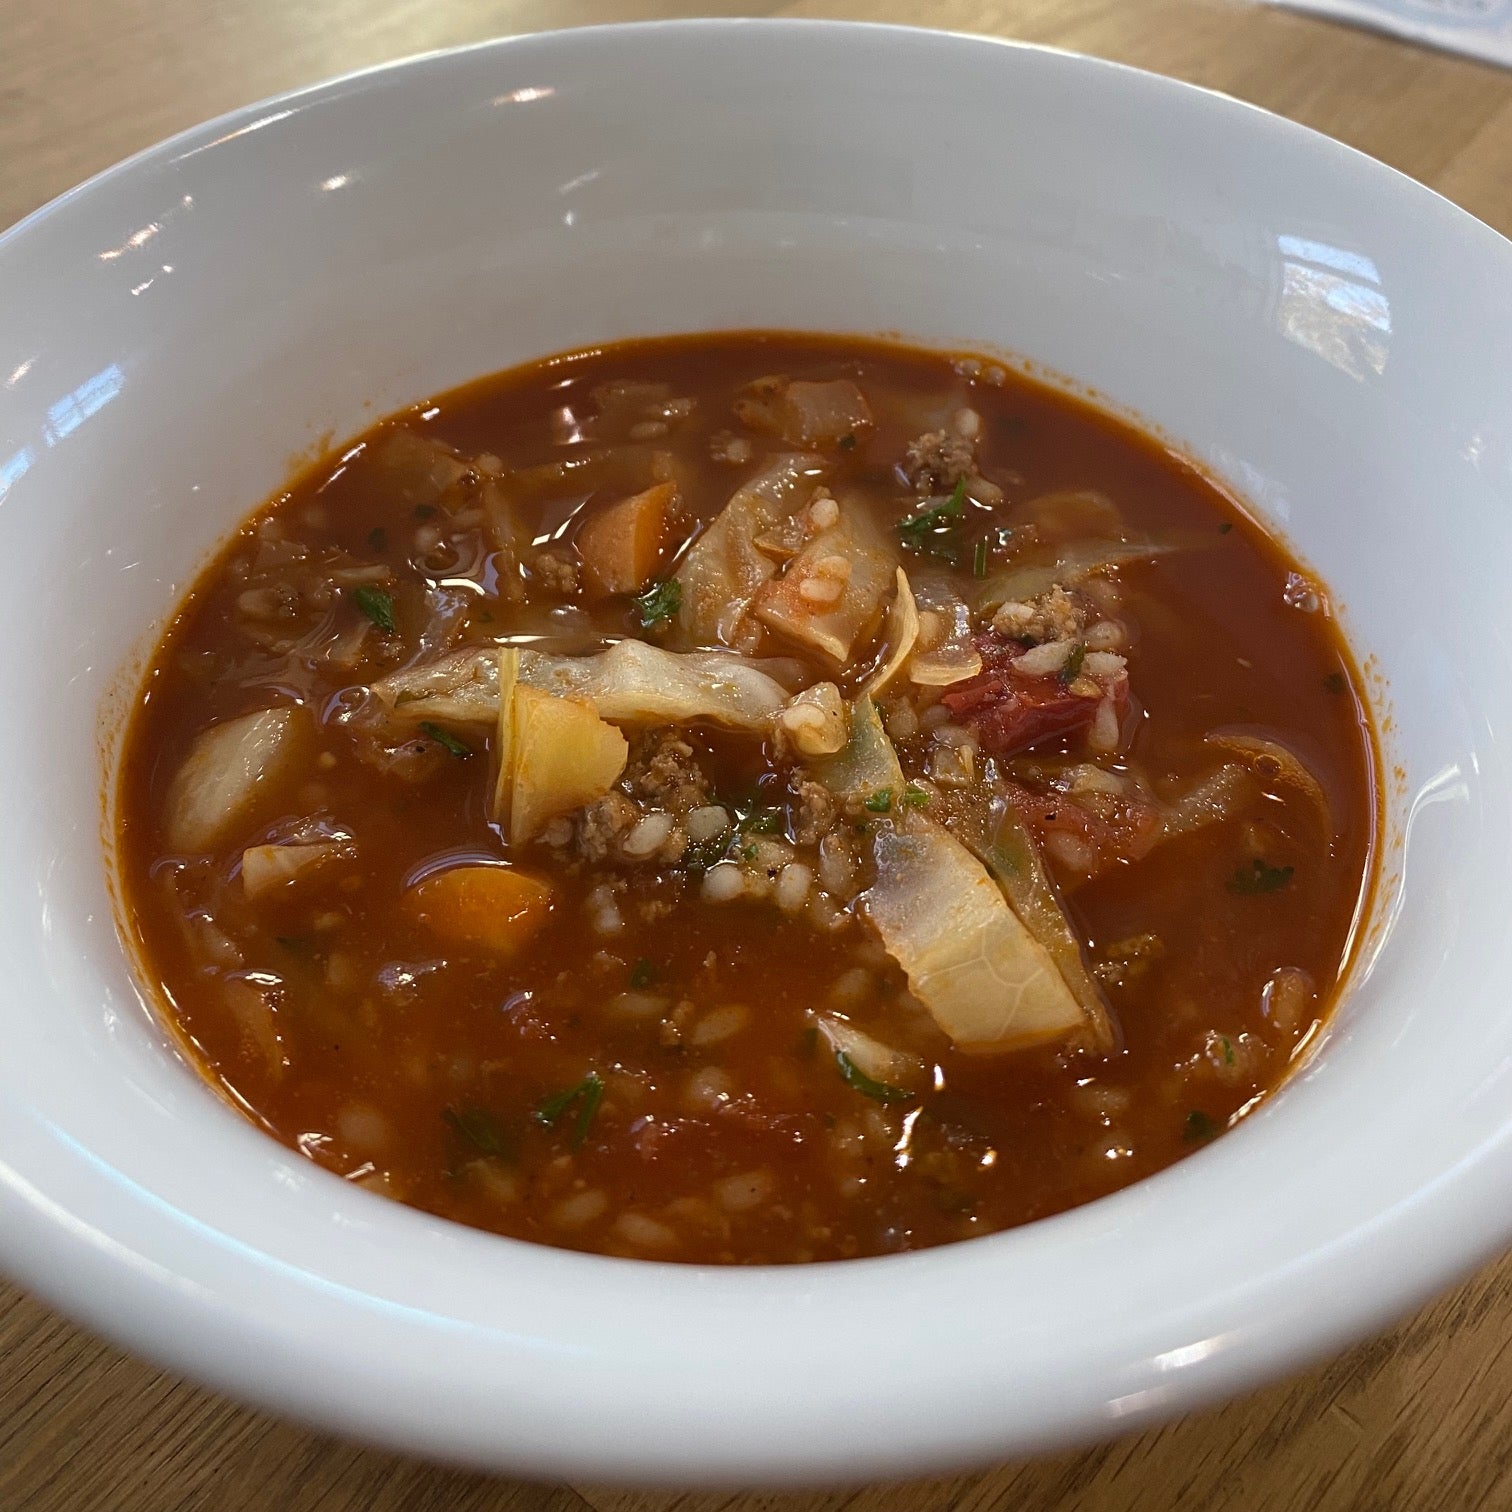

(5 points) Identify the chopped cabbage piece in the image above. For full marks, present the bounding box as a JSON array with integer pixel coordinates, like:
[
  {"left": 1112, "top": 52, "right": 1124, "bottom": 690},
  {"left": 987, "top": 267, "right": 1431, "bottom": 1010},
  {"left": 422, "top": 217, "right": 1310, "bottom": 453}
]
[
  {"left": 675, "top": 454, "right": 825, "bottom": 646},
  {"left": 752, "top": 503, "right": 896, "bottom": 664},
  {"left": 865, "top": 817, "right": 1087, "bottom": 1053},
  {"left": 375, "top": 641, "right": 790, "bottom": 733},
  {"left": 808, "top": 695, "right": 904, "bottom": 800}
]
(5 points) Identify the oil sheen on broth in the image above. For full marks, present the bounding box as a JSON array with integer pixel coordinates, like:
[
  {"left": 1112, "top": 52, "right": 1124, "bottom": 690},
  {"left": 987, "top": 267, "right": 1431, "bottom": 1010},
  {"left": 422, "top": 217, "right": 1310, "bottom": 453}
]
[{"left": 118, "top": 333, "right": 1376, "bottom": 1264}]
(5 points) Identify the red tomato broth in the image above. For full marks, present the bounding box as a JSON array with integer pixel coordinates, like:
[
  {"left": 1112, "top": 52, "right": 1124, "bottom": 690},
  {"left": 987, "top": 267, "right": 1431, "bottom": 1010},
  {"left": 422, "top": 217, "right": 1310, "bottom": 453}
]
[{"left": 117, "top": 332, "right": 1377, "bottom": 1263}]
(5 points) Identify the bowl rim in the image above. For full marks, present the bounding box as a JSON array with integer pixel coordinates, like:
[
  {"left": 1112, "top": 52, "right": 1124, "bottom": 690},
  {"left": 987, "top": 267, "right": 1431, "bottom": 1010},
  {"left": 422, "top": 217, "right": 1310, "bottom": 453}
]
[{"left": 4, "top": 16, "right": 1512, "bottom": 1486}]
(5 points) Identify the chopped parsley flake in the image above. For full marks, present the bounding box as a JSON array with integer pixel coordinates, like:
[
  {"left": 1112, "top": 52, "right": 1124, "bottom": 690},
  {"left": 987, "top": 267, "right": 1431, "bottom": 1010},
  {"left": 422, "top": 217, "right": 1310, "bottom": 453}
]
[
  {"left": 418, "top": 721, "right": 471, "bottom": 759},
  {"left": 1323, "top": 672, "right": 1347, "bottom": 695},
  {"left": 863, "top": 789, "right": 893, "bottom": 813},
  {"left": 897, "top": 477, "right": 966, "bottom": 559},
  {"left": 349, "top": 583, "right": 396, "bottom": 633},
  {"left": 634, "top": 577, "right": 681, "bottom": 627},
  {"left": 535, "top": 1072, "right": 604, "bottom": 1150},
  {"left": 901, "top": 785, "right": 931, "bottom": 808},
  {"left": 972, "top": 539, "right": 988, "bottom": 578},
  {"left": 738, "top": 807, "right": 783, "bottom": 835},
  {"left": 836, "top": 1051, "right": 915, "bottom": 1105},
  {"left": 629, "top": 959, "right": 656, "bottom": 990},
  {"left": 1059, "top": 642, "right": 1087, "bottom": 687},
  {"left": 838, "top": 433, "right": 857, "bottom": 451},
  {"left": 1184, "top": 1110, "right": 1220, "bottom": 1143},
  {"left": 366, "top": 526, "right": 387, "bottom": 551}
]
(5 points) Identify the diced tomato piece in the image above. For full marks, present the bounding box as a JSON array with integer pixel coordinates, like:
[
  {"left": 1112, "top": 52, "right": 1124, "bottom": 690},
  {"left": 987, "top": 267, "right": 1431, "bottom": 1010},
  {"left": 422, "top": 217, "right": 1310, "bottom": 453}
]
[{"left": 943, "top": 633, "right": 1119, "bottom": 758}]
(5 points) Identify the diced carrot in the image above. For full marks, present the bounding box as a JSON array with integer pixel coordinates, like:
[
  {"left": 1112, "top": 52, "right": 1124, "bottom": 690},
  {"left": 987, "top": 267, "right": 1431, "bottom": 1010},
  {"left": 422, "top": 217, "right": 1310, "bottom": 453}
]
[
  {"left": 405, "top": 864, "right": 554, "bottom": 956},
  {"left": 576, "top": 482, "right": 676, "bottom": 595}
]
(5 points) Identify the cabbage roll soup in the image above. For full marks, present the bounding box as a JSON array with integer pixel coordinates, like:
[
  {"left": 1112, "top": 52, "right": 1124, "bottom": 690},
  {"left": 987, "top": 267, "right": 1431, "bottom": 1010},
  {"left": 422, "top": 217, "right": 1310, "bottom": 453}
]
[{"left": 119, "top": 333, "right": 1376, "bottom": 1263}]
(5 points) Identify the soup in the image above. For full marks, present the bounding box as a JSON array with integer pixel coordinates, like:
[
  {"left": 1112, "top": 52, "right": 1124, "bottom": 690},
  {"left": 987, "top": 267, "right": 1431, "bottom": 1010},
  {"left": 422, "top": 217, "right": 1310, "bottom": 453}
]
[{"left": 118, "top": 333, "right": 1376, "bottom": 1263}]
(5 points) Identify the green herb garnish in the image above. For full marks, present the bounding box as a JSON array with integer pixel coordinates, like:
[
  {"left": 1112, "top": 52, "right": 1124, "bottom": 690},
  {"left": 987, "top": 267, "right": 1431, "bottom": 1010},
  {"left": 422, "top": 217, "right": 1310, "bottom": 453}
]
[
  {"left": 897, "top": 477, "right": 967, "bottom": 557},
  {"left": 366, "top": 526, "right": 387, "bottom": 550},
  {"left": 349, "top": 583, "right": 396, "bottom": 633},
  {"left": 1323, "top": 672, "right": 1346, "bottom": 695},
  {"left": 629, "top": 958, "right": 656, "bottom": 990},
  {"left": 742, "top": 844, "right": 758, "bottom": 861},
  {"left": 1229, "top": 859, "right": 1294, "bottom": 894},
  {"left": 634, "top": 577, "right": 681, "bottom": 628},
  {"left": 836, "top": 1051, "right": 915, "bottom": 1105},
  {"left": 901, "top": 785, "right": 931, "bottom": 808},
  {"left": 418, "top": 721, "right": 471, "bottom": 759},
  {"left": 535, "top": 1072, "right": 605, "bottom": 1150},
  {"left": 738, "top": 807, "right": 783, "bottom": 835},
  {"left": 443, "top": 1105, "right": 512, "bottom": 1158},
  {"left": 1218, "top": 521, "right": 1233, "bottom": 535},
  {"left": 275, "top": 935, "right": 312, "bottom": 954},
  {"left": 863, "top": 788, "right": 893, "bottom": 813},
  {"left": 414, "top": 503, "right": 438, "bottom": 520},
  {"left": 838, "top": 433, "right": 857, "bottom": 451},
  {"left": 1184, "top": 1110, "right": 1220, "bottom": 1143},
  {"left": 972, "top": 539, "right": 988, "bottom": 578},
  {"left": 1220, "top": 1036, "right": 1236, "bottom": 1066},
  {"left": 1059, "top": 642, "right": 1087, "bottom": 687}
]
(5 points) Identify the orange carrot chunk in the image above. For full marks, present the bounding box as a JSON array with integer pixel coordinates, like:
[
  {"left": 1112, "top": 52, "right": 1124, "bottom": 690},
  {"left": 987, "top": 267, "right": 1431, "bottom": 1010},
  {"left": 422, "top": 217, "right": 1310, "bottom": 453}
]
[
  {"left": 577, "top": 481, "right": 676, "bottom": 596},
  {"left": 405, "top": 864, "right": 554, "bottom": 955}
]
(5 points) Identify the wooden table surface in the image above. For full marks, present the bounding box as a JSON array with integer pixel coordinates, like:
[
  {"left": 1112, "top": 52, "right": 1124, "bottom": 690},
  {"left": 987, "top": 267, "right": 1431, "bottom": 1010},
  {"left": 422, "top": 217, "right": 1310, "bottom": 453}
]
[{"left": 5, "top": 0, "right": 1512, "bottom": 1507}]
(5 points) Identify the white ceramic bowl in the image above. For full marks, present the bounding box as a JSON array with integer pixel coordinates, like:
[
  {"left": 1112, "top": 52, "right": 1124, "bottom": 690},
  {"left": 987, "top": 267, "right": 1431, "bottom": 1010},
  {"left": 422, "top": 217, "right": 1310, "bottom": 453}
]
[{"left": 3, "top": 18, "right": 1512, "bottom": 1487}]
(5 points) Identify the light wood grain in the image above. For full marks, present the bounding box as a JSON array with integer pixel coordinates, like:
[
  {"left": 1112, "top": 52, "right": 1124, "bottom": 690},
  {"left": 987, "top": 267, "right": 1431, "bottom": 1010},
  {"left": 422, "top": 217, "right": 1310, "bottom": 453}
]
[{"left": 4, "top": 1, "right": 1511, "bottom": 1507}]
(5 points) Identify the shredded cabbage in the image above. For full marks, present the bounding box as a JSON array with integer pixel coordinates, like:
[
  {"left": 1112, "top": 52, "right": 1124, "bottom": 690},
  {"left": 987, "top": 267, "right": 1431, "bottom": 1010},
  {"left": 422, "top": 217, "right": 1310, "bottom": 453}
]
[
  {"left": 675, "top": 454, "right": 825, "bottom": 645},
  {"left": 865, "top": 817, "right": 1088, "bottom": 1054},
  {"left": 808, "top": 695, "right": 904, "bottom": 800},
  {"left": 968, "top": 801, "right": 1114, "bottom": 1050},
  {"left": 374, "top": 640, "right": 791, "bottom": 733}
]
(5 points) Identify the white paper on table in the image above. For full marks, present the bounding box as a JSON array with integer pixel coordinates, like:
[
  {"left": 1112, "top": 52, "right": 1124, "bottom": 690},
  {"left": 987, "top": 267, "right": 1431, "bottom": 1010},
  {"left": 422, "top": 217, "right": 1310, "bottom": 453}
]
[{"left": 1261, "top": 0, "right": 1512, "bottom": 66}]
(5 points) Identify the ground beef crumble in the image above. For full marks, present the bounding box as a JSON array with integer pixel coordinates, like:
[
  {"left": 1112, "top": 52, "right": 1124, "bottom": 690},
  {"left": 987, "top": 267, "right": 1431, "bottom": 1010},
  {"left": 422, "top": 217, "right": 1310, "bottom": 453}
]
[
  {"left": 903, "top": 429, "right": 976, "bottom": 494},
  {"left": 624, "top": 730, "right": 712, "bottom": 813}
]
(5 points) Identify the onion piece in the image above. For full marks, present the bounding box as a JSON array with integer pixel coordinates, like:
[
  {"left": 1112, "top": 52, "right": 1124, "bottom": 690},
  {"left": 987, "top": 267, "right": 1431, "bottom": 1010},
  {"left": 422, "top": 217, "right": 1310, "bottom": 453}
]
[
  {"left": 967, "top": 801, "right": 1114, "bottom": 1051},
  {"left": 863, "top": 569, "right": 920, "bottom": 698},
  {"left": 1162, "top": 761, "right": 1257, "bottom": 840},
  {"left": 864, "top": 817, "right": 1088, "bottom": 1054},
  {"left": 909, "top": 599, "right": 983, "bottom": 687},
  {"left": 777, "top": 380, "right": 874, "bottom": 447},
  {"left": 370, "top": 429, "right": 469, "bottom": 509},
  {"left": 1205, "top": 732, "right": 1332, "bottom": 831},
  {"left": 164, "top": 708, "right": 309, "bottom": 853},
  {"left": 241, "top": 840, "right": 350, "bottom": 901}
]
